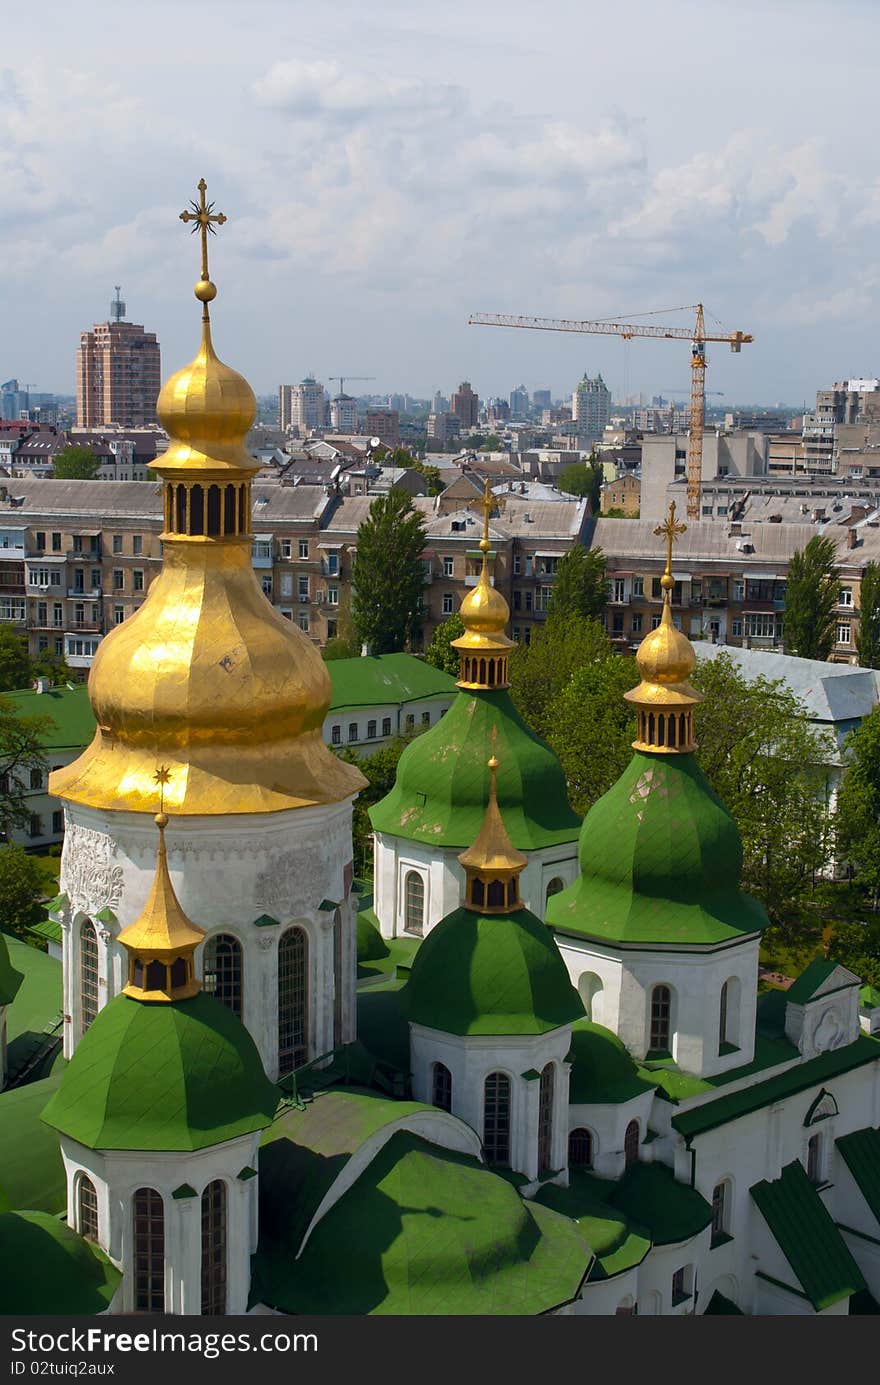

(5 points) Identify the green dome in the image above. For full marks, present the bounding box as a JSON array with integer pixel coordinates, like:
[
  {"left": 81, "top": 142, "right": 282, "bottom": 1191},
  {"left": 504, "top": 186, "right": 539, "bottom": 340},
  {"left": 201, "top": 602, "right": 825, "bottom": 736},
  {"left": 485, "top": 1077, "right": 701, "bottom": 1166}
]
[
  {"left": 547, "top": 751, "right": 768, "bottom": 947},
  {"left": 0, "top": 930, "right": 23, "bottom": 1007},
  {"left": 42, "top": 991, "right": 278, "bottom": 1152},
  {"left": 369, "top": 688, "right": 580, "bottom": 849},
  {"left": 404, "top": 905, "right": 584, "bottom": 1036},
  {"left": 0, "top": 1210, "right": 121, "bottom": 1314}
]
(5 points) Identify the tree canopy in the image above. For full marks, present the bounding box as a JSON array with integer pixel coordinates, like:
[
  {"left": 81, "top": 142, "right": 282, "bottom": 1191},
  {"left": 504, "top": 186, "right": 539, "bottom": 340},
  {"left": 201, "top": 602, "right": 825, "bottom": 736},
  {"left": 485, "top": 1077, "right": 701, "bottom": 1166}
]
[
  {"left": 783, "top": 535, "right": 839, "bottom": 660},
  {"left": 838, "top": 706, "right": 880, "bottom": 907},
  {"left": 52, "top": 446, "right": 99, "bottom": 481},
  {"left": 509, "top": 612, "right": 612, "bottom": 740},
  {"left": 424, "top": 612, "right": 465, "bottom": 677},
  {"left": 0, "top": 844, "right": 47, "bottom": 939},
  {"left": 857, "top": 562, "right": 880, "bottom": 669},
  {"left": 557, "top": 452, "right": 603, "bottom": 511},
  {"left": 0, "top": 626, "right": 33, "bottom": 693},
  {"left": 0, "top": 697, "right": 51, "bottom": 842},
  {"left": 547, "top": 545, "right": 609, "bottom": 622},
  {"left": 351, "top": 490, "right": 427, "bottom": 654}
]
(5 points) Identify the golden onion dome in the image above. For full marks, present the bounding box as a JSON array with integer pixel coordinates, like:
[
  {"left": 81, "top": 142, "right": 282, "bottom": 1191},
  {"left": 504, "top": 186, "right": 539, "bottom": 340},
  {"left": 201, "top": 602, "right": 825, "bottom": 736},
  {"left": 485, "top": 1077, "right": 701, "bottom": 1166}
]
[
  {"left": 50, "top": 179, "right": 365, "bottom": 816},
  {"left": 451, "top": 482, "right": 514, "bottom": 689},
  {"left": 457, "top": 536, "right": 512, "bottom": 640},
  {"left": 635, "top": 587, "right": 697, "bottom": 687}
]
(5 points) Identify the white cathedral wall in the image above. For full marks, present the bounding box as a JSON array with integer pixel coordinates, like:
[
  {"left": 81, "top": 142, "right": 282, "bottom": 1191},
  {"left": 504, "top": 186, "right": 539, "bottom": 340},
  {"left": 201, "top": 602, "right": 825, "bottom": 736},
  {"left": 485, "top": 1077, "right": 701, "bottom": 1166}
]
[
  {"left": 373, "top": 831, "right": 579, "bottom": 939},
  {"left": 57, "top": 797, "right": 357, "bottom": 1079},
  {"left": 554, "top": 934, "right": 760, "bottom": 1078},
  {"left": 58, "top": 1132, "right": 261, "bottom": 1316}
]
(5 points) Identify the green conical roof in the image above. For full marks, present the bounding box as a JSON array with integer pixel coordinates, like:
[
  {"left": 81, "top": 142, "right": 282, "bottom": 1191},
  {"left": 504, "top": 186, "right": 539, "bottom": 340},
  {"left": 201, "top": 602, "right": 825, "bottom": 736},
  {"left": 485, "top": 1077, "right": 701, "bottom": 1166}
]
[
  {"left": 547, "top": 751, "right": 767, "bottom": 948},
  {"left": 404, "top": 905, "right": 584, "bottom": 1036},
  {"left": 0, "top": 930, "right": 23, "bottom": 1007},
  {"left": 369, "top": 688, "right": 580, "bottom": 849},
  {"left": 42, "top": 991, "right": 278, "bottom": 1151}
]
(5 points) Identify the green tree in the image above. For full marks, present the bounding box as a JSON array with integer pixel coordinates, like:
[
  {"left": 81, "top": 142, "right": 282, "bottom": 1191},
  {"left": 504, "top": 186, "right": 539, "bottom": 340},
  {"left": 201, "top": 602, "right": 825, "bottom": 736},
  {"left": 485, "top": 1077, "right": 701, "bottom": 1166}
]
[
  {"left": 783, "top": 535, "right": 839, "bottom": 660},
  {"left": 322, "top": 593, "right": 361, "bottom": 661},
  {"left": 52, "top": 446, "right": 99, "bottom": 480},
  {"left": 0, "top": 698, "right": 51, "bottom": 840},
  {"left": 351, "top": 490, "right": 427, "bottom": 654},
  {"left": 857, "top": 562, "right": 880, "bottom": 669},
  {"left": 29, "top": 649, "right": 72, "bottom": 685},
  {"left": 543, "top": 654, "right": 639, "bottom": 813},
  {"left": 411, "top": 459, "right": 444, "bottom": 496},
  {"left": 0, "top": 626, "right": 32, "bottom": 693},
  {"left": 558, "top": 451, "right": 603, "bottom": 511},
  {"left": 424, "top": 612, "right": 465, "bottom": 677},
  {"left": 838, "top": 707, "right": 880, "bottom": 908},
  {"left": 336, "top": 730, "right": 423, "bottom": 878},
  {"left": 0, "top": 844, "right": 46, "bottom": 938},
  {"left": 509, "top": 613, "right": 612, "bottom": 739},
  {"left": 547, "top": 545, "right": 610, "bottom": 622}
]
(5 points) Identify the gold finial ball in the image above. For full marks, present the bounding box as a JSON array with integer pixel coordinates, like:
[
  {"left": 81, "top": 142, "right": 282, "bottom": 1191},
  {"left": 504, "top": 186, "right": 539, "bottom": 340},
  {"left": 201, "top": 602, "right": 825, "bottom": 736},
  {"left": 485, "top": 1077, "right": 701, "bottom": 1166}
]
[
  {"left": 194, "top": 278, "right": 217, "bottom": 303},
  {"left": 488, "top": 754, "right": 499, "bottom": 771},
  {"left": 154, "top": 811, "right": 169, "bottom": 829},
  {"left": 661, "top": 573, "right": 674, "bottom": 591},
  {"left": 479, "top": 537, "right": 491, "bottom": 554}
]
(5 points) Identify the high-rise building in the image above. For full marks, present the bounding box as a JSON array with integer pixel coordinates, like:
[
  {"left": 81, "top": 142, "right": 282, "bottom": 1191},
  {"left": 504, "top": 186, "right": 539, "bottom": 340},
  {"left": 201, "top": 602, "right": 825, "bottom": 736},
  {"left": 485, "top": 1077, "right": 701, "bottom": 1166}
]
[
  {"left": 365, "top": 408, "right": 400, "bottom": 446},
  {"left": 330, "top": 393, "right": 359, "bottom": 432},
  {"left": 0, "top": 379, "right": 31, "bottom": 420},
  {"left": 450, "top": 381, "right": 479, "bottom": 429},
  {"left": 571, "top": 372, "right": 611, "bottom": 443},
  {"left": 432, "top": 391, "right": 449, "bottom": 415},
  {"left": 509, "top": 385, "right": 529, "bottom": 417},
  {"left": 279, "top": 377, "right": 326, "bottom": 433},
  {"left": 427, "top": 411, "right": 461, "bottom": 447},
  {"left": 532, "top": 388, "right": 551, "bottom": 411},
  {"left": 76, "top": 291, "right": 161, "bottom": 428}
]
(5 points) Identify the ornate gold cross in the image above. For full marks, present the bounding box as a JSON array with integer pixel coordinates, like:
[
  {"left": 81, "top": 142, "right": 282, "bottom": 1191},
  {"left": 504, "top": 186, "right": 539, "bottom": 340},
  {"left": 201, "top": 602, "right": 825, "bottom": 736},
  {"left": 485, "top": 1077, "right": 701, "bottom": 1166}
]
[
  {"left": 179, "top": 178, "right": 227, "bottom": 283},
  {"left": 653, "top": 500, "right": 687, "bottom": 581}
]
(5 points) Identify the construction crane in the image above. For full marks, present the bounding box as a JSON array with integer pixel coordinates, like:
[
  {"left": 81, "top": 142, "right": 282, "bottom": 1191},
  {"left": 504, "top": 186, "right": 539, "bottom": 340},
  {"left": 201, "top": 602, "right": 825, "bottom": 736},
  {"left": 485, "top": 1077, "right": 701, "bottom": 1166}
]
[
  {"left": 328, "top": 375, "right": 375, "bottom": 396},
  {"left": 468, "top": 304, "right": 753, "bottom": 520}
]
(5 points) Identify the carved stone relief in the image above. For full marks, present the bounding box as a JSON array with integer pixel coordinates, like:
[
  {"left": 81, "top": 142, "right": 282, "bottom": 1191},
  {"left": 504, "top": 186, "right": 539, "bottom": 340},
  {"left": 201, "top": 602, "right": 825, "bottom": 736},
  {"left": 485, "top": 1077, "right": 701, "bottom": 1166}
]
[{"left": 61, "top": 823, "right": 125, "bottom": 919}]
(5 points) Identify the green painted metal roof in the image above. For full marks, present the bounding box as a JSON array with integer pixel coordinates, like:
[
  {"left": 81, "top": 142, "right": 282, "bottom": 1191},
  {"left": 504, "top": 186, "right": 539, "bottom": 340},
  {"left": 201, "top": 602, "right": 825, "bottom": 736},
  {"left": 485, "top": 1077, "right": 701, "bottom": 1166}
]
[
  {"left": 786, "top": 957, "right": 857, "bottom": 1005},
  {"left": 0, "top": 930, "right": 23, "bottom": 1006},
  {"left": 356, "top": 977, "right": 411, "bottom": 1073},
  {"left": 548, "top": 751, "right": 768, "bottom": 947},
  {"left": 404, "top": 906, "right": 584, "bottom": 1036},
  {"left": 369, "top": 687, "right": 580, "bottom": 850},
  {"left": 5, "top": 938, "right": 63, "bottom": 1085},
  {"left": 836, "top": 1128, "right": 880, "bottom": 1228},
  {"left": 672, "top": 1034, "right": 880, "bottom": 1139},
  {"left": 4, "top": 683, "right": 95, "bottom": 751},
  {"left": 327, "top": 653, "right": 457, "bottom": 712},
  {"left": 568, "top": 1020, "right": 656, "bottom": 1104},
  {"left": 535, "top": 1171, "right": 651, "bottom": 1278},
  {"left": 27, "top": 917, "right": 62, "bottom": 946},
  {"left": 750, "top": 1160, "right": 866, "bottom": 1311},
  {"left": 253, "top": 1130, "right": 591, "bottom": 1315},
  {"left": 0, "top": 1210, "right": 121, "bottom": 1314},
  {"left": 705, "top": 1290, "right": 744, "bottom": 1314},
  {"left": 609, "top": 1162, "right": 712, "bottom": 1246},
  {"left": 0, "top": 1070, "right": 67, "bottom": 1213},
  {"left": 42, "top": 992, "right": 279, "bottom": 1151},
  {"left": 357, "top": 908, "right": 389, "bottom": 964}
]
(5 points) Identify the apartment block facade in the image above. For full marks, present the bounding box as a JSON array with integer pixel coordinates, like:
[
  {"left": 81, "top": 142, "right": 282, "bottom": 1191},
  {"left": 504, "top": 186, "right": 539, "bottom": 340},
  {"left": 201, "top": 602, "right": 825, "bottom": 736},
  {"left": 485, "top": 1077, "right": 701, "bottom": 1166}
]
[{"left": 76, "top": 320, "right": 161, "bottom": 428}]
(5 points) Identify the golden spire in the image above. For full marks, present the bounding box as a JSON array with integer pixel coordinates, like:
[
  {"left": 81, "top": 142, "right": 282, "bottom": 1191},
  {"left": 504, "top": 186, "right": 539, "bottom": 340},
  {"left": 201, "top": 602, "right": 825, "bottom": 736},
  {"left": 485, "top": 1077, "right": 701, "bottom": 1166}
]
[
  {"left": 623, "top": 501, "right": 702, "bottom": 754},
  {"left": 180, "top": 177, "right": 227, "bottom": 316},
  {"left": 117, "top": 769, "right": 205, "bottom": 1002},
  {"left": 458, "top": 744, "right": 526, "bottom": 913},
  {"left": 452, "top": 478, "right": 514, "bottom": 690}
]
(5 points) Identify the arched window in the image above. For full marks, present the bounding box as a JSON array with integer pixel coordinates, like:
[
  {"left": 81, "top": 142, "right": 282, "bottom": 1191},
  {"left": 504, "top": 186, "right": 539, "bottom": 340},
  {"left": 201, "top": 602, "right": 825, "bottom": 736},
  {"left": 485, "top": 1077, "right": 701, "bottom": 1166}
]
[
  {"left": 79, "top": 919, "right": 99, "bottom": 1035},
  {"left": 545, "top": 877, "right": 564, "bottom": 909},
  {"left": 278, "top": 927, "right": 308, "bottom": 1076},
  {"left": 711, "top": 1180, "right": 730, "bottom": 1244},
  {"left": 175, "top": 483, "right": 186, "bottom": 533},
  {"left": 483, "top": 1072, "right": 511, "bottom": 1166},
  {"left": 719, "top": 977, "right": 741, "bottom": 1052},
  {"left": 203, "top": 934, "right": 243, "bottom": 1017},
  {"left": 487, "top": 878, "right": 505, "bottom": 908},
  {"left": 432, "top": 1062, "right": 452, "bottom": 1112},
  {"left": 77, "top": 1173, "right": 99, "bottom": 1242},
  {"left": 224, "top": 484, "right": 237, "bottom": 535},
  {"left": 615, "top": 1295, "right": 637, "bottom": 1315},
  {"left": 206, "top": 485, "right": 221, "bottom": 537},
  {"left": 649, "top": 984, "right": 671, "bottom": 1054},
  {"left": 624, "top": 1119, "right": 640, "bottom": 1168},
  {"left": 538, "top": 1063, "right": 555, "bottom": 1175},
  {"left": 200, "top": 1180, "right": 227, "bottom": 1315},
  {"left": 568, "top": 1128, "right": 593, "bottom": 1169},
  {"left": 807, "top": 1132, "right": 824, "bottom": 1184},
  {"left": 404, "top": 871, "right": 424, "bottom": 935},
  {"left": 132, "top": 1187, "right": 164, "bottom": 1314}
]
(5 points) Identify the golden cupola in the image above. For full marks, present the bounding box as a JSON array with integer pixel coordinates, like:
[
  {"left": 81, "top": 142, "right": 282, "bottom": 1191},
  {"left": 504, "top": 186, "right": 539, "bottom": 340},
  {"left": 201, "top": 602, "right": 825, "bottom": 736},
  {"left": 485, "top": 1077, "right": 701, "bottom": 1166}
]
[
  {"left": 623, "top": 501, "right": 702, "bottom": 753},
  {"left": 458, "top": 749, "right": 527, "bottom": 913},
  {"left": 51, "top": 180, "right": 365, "bottom": 815},
  {"left": 452, "top": 479, "right": 514, "bottom": 691}
]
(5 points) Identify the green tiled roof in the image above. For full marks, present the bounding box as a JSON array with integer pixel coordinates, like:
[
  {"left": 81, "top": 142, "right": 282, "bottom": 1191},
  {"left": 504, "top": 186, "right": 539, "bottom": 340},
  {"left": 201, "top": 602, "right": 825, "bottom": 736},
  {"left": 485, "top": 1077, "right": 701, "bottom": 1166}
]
[
  {"left": 548, "top": 751, "right": 767, "bottom": 947},
  {"left": 609, "top": 1162, "right": 712, "bottom": 1246},
  {"left": 356, "top": 908, "right": 389, "bottom": 963},
  {"left": 535, "top": 1170, "right": 651, "bottom": 1278},
  {"left": 27, "top": 918, "right": 62, "bottom": 946},
  {"left": 403, "top": 906, "right": 584, "bottom": 1036},
  {"left": 5, "top": 938, "right": 63, "bottom": 1084},
  {"left": 836, "top": 1128, "right": 880, "bottom": 1228},
  {"left": 356, "top": 977, "right": 411, "bottom": 1072},
  {"left": 672, "top": 1034, "right": 880, "bottom": 1139},
  {"left": 786, "top": 957, "right": 857, "bottom": 1005},
  {"left": 253, "top": 1130, "right": 591, "bottom": 1315},
  {"left": 568, "top": 1021, "right": 656, "bottom": 1105},
  {"left": 4, "top": 683, "right": 95, "bottom": 751},
  {"left": 369, "top": 687, "right": 580, "bottom": 850},
  {"left": 0, "top": 1070, "right": 66, "bottom": 1213},
  {"left": 750, "top": 1160, "right": 866, "bottom": 1311},
  {"left": 42, "top": 992, "right": 278, "bottom": 1151},
  {"left": 0, "top": 1210, "right": 121, "bottom": 1314},
  {"left": 327, "top": 653, "right": 457, "bottom": 712},
  {"left": 0, "top": 930, "right": 23, "bottom": 1006}
]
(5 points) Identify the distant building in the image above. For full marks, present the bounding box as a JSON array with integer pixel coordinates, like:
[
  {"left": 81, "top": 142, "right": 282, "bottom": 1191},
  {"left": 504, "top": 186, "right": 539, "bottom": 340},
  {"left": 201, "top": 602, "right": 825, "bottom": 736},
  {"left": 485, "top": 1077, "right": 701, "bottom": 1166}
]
[
  {"left": 432, "top": 391, "right": 449, "bottom": 415},
  {"left": 532, "top": 389, "right": 551, "bottom": 411},
  {"left": 365, "top": 408, "right": 400, "bottom": 447},
  {"left": 450, "top": 381, "right": 479, "bottom": 429},
  {"left": 76, "top": 292, "right": 161, "bottom": 428},
  {"left": 279, "top": 377, "right": 325, "bottom": 433},
  {"left": 571, "top": 373, "right": 610, "bottom": 443},
  {"left": 509, "top": 385, "right": 529, "bottom": 417},
  {"left": 330, "top": 393, "right": 359, "bottom": 432},
  {"left": 600, "top": 473, "right": 640, "bottom": 516},
  {"left": 0, "top": 380, "right": 30, "bottom": 420},
  {"left": 427, "top": 411, "right": 461, "bottom": 448}
]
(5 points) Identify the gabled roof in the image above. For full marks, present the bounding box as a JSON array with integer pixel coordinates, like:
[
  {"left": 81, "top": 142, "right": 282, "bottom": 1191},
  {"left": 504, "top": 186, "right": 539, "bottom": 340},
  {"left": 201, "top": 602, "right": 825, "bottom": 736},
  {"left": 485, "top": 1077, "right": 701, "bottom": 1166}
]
[
  {"left": 326, "top": 653, "right": 456, "bottom": 712},
  {"left": 786, "top": 957, "right": 860, "bottom": 1006},
  {"left": 836, "top": 1128, "right": 880, "bottom": 1228},
  {"left": 750, "top": 1160, "right": 866, "bottom": 1311}
]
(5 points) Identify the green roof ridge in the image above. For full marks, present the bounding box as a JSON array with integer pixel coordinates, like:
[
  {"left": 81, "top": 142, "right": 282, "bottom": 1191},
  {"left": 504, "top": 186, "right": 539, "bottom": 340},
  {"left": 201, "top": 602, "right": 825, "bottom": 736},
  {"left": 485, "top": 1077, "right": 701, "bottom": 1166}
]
[
  {"left": 0, "top": 931, "right": 24, "bottom": 1007},
  {"left": 750, "top": 1160, "right": 866, "bottom": 1310},
  {"left": 786, "top": 957, "right": 857, "bottom": 1005},
  {"left": 836, "top": 1128, "right": 880, "bottom": 1228}
]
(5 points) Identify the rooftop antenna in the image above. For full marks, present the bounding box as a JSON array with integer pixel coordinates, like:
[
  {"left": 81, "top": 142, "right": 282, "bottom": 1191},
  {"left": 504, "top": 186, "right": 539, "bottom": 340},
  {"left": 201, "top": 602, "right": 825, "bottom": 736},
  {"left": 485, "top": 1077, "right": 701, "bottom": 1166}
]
[{"left": 110, "top": 286, "right": 126, "bottom": 323}]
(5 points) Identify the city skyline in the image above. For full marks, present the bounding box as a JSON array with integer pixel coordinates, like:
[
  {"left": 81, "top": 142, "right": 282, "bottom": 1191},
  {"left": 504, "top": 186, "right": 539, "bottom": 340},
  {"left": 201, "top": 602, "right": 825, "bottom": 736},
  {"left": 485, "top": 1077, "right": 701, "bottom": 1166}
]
[{"left": 3, "top": 0, "right": 879, "bottom": 404}]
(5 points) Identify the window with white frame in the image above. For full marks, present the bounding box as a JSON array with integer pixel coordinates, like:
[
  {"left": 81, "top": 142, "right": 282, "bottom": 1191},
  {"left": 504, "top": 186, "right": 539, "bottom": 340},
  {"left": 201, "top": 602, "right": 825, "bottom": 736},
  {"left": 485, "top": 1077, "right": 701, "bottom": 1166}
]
[
  {"left": 632, "top": 575, "right": 644, "bottom": 596},
  {"left": 443, "top": 556, "right": 454, "bottom": 577},
  {"left": 299, "top": 539, "right": 309, "bottom": 559},
  {"left": 442, "top": 592, "right": 454, "bottom": 614},
  {"left": 331, "top": 725, "right": 341, "bottom": 745},
  {"left": 404, "top": 871, "right": 424, "bottom": 934},
  {"left": 731, "top": 618, "right": 743, "bottom": 637},
  {"left": 839, "top": 586, "right": 853, "bottom": 607},
  {"left": 327, "top": 586, "right": 339, "bottom": 605},
  {"left": 837, "top": 623, "right": 851, "bottom": 645},
  {"left": 613, "top": 577, "right": 626, "bottom": 603}
]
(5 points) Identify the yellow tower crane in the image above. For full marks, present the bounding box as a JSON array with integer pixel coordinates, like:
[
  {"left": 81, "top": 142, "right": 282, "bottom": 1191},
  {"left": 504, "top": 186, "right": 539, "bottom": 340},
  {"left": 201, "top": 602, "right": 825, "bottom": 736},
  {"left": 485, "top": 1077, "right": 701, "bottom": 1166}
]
[{"left": 468, "top": 304, "right": 753, "bottom": 520}]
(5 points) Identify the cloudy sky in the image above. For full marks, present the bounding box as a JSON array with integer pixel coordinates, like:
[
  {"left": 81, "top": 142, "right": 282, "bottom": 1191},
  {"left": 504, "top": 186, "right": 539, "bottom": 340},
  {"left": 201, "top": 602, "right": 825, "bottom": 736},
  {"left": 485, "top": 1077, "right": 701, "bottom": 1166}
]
[{"left": 4, "top": 0, "right": 879, "bottom": 405}]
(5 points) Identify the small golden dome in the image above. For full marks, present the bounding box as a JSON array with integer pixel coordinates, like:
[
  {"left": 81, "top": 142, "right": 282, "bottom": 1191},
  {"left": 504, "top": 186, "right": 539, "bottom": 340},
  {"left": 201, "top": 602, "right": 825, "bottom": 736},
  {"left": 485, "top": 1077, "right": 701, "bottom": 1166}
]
[
  {"left": 635, "top": 599, "right": 697, "bottom": 687},
  {"left": 451, "top": 483, "right": 514, "bottom": 689},
  {"left": 156, "top": 316, "right": 258, "bottom": 473},
  {"left": 458, "top": 538, "right": 512, "bottom": 638},
  {"left": 458, "top": 751, "right": 527, "bottom": 913},
  {"left": 117, "top": 809, "right": 205, "bottom": 1003}
]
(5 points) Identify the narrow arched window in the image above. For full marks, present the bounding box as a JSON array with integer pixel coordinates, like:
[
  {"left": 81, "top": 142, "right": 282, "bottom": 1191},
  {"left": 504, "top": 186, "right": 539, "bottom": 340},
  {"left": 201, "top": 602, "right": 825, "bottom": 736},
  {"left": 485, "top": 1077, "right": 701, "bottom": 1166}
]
[
  {"left": 278, "top": 927, "right": 308, "bottom": 1077},
  {"left": 538, "top": 1063, "right": 555, "bottom": 1175},
  {"left": 203, "top": 934, "right": 243, "bottom": 1018},
  {"left": 624, "top": 1119, "right": 640, "bottom": 1169},
  {"left": 483, "top": 1072, "right": 511, "bottom": 1166},
  {"left": 711, "top": 1180, "right": 729, "bottom": 1243},
  {"left": 568, "top": 1128, "right": 593, "bottom": 1169},
  {"left": 175, "top": 483, "right": 186, "bottom": 533},
  {"left": 224, "top": 484, "right": 237, "bottom": 535},
  {"left": 719, "top": 976, "right": 741, "bottom": 1052},
  {"left": 545, "top": 877, "right": 564, "bottom": 908},
  {"left": 487, "top": 878, "right": 504, "bottom": 907},
  {"left": 649, "top": 984, "right": 671, "bottom": 1054},
  {"left": 133, "top": 1187, "right": 164, "bottom": 1314},
  {"left": 77, "top": 1173, "right": 99, "bottom": 1242},
  {"left": 807, "top": 1132, "right": 823, "bottom": 1184},
  {"left": 190, "top": 484, "right": 205, "bottom": 535},
  {"left": 207, "top": 485, "right": 221, "bottom": 537},
  {"left": 80, "top": 919, "right": 99, "bottom": 1035},
  {"left": 432, "top": 1062, "right": 452, "bottom": 1112},
  {"left": 200, "top": 1180, "right": 227, "bottom": 1315},
  {"left": 719, "top": 980, "right": 729, "bottom": 1048},
  {"left": 404, "top": 871, "right": 424, "bottom": 935}
]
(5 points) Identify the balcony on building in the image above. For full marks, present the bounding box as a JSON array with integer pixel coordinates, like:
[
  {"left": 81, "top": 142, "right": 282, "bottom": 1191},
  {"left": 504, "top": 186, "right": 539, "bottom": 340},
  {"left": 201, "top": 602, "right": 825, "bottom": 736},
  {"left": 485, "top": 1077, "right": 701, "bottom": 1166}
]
[
  {"left": 251, "top": 534, "right": 274, "bottom": 569},
  {"left": 465, "top": 549, "right": 497, "bottom": 587},
  {"left": 67, "top": 531, "right": 102, "bottom": 559},
  {"left": 64, "top": 633, "right": 102, "bottom": 668}
]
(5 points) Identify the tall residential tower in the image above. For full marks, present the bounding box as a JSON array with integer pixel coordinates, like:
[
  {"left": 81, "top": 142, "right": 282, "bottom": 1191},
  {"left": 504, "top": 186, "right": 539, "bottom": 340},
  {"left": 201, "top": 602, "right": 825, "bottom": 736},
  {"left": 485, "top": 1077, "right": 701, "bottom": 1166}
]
[{"left": 76, "top": 289, "right": 161, "bottom": 428}]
